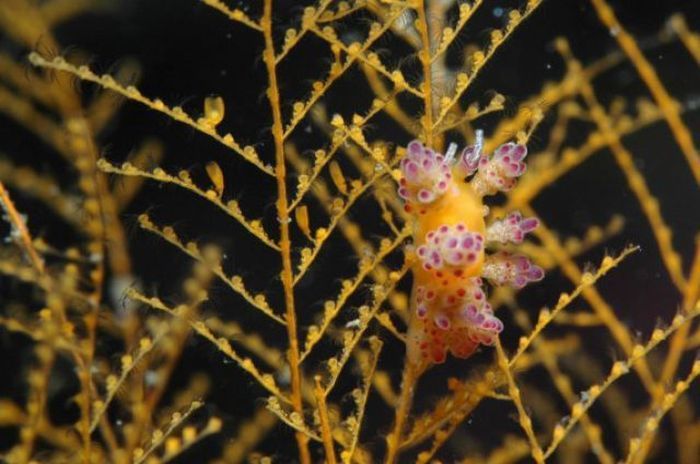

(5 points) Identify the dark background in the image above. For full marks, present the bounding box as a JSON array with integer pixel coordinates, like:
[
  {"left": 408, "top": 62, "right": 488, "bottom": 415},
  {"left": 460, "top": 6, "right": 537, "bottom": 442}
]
[{"left": 1, "top": 0, "right": 699, "bottom": 462}]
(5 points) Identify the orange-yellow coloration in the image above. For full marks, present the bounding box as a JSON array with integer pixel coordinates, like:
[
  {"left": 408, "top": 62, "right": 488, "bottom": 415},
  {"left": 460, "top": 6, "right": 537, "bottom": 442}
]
[
  {"left": 413, "top": 180, "right": 486, "bottom": 282},
  {"left": 400, "top": 139, "right": 541, "bottom": 365},
  {"left": 409, "top": 180, "right": 490, "bottom": 363}
]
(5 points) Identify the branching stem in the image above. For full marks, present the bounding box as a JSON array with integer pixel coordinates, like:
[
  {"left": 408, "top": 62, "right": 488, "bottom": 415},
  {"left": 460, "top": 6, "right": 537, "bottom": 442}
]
[
  {"left": 261, "top": 2, "right": 310, "bottom": 463},
  {"left": 416, "top": 0, "right": 434, "bottom": 147},
  {"left": 385, "top": 360, "right": 425, "bottom": 464}
]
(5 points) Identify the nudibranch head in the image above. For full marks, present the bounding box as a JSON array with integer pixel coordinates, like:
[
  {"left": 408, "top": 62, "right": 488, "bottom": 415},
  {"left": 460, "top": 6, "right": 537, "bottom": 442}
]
[{"left": 400, "top": 139, "right": 544, "bottom": 365}]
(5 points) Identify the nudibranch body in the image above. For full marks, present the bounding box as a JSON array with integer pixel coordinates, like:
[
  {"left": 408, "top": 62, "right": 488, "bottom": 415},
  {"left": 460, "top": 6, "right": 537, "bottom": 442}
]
[{"left": 399, "top": 138, "right": 543, "bottom": 365}]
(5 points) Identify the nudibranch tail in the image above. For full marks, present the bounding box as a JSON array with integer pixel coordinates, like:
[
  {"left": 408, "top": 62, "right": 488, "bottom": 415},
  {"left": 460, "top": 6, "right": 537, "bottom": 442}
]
[{"left": 399, "top": 138, "right": 544, "bottom": 365}]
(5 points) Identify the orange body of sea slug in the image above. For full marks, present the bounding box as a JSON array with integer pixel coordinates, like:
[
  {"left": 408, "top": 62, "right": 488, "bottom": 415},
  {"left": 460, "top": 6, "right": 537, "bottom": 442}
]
[{"left": 398, "top": 136, "right": 544, "bottom": 364}]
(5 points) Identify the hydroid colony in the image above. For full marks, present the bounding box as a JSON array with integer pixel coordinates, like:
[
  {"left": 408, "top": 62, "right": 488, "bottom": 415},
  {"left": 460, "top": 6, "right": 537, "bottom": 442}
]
[{"left": 0, "top": 0, "right": 699, "bottom": 463}]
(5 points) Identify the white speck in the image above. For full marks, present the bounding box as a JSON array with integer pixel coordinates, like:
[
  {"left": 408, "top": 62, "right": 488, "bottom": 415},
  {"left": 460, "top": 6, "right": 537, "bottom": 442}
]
[
  {"left": 145, "top": 370, "right": 159, "bottom": 387},
  {"left": 580, "top": 390, "right": 590, "bottom": 404},
  {"left": 444, "top": 142, "right": 458, "bottom": 164},
  {"left": 396, "top": 11, "right": 414, "bottom": 31},
  {"left": 110, "top": 274, "right": 140, "bottom": 316},
  {"left": 685, "top": 95, "right": 700, "bottom": 110},
  {"left": 276, "top": 364, "right": 291, "bottom": 386}
]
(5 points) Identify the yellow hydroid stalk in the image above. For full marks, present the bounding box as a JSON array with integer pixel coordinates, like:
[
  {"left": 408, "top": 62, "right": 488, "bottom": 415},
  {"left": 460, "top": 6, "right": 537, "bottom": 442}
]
[
  {"left": 590, "top": 0, "right": 700, "bottom": 185},
  {"left": 261, "top": 1, "right": 310, "bottom": 462}
]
